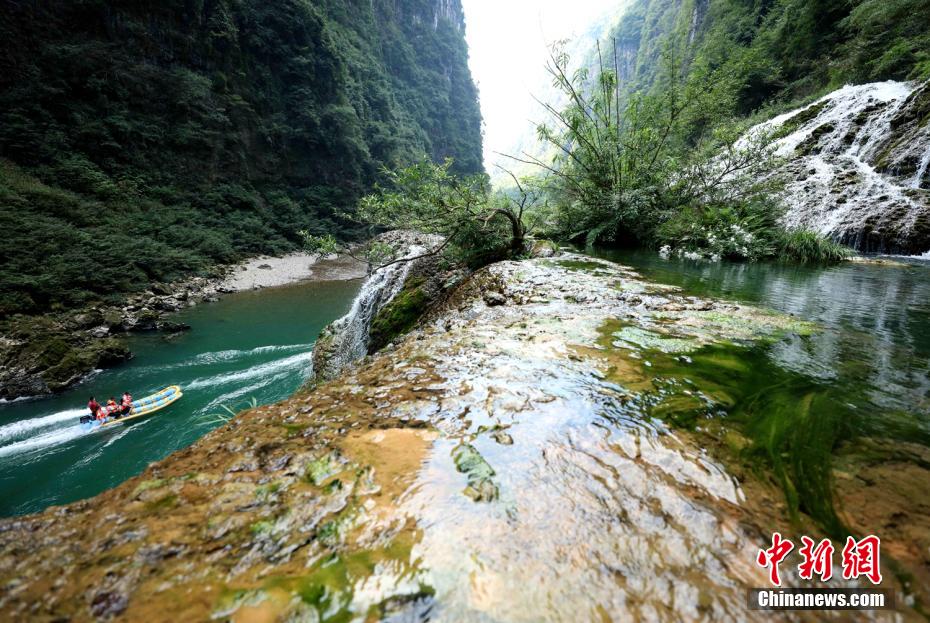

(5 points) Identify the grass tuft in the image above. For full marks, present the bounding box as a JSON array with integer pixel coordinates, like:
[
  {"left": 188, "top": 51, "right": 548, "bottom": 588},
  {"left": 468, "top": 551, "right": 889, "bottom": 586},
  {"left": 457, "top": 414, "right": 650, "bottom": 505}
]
[{"left": 776, "top": 229, "right": 854, "bottom": 264}]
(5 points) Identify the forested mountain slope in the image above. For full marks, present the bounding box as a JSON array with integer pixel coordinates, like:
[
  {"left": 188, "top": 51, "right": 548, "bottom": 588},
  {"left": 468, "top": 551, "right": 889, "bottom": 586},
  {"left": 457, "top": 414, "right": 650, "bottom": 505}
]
[
  {"left": 506, "top": 0, "right": 930, "bottom": 185},
  {"left": 515, "top": 0, "right": 929, "bottom": 254},
  {"left": 0, "top": 0, "right": 482, "bottom": 315},
  {"left": 607, "top": 0, "right": 930, "bottom": 114}
]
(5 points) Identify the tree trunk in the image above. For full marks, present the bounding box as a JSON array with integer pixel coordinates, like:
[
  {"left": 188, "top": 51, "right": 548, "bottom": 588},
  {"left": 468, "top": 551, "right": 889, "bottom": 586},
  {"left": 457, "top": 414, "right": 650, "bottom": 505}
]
[{"left": 497, "top": 209, "right": 525, "bottom": 253}]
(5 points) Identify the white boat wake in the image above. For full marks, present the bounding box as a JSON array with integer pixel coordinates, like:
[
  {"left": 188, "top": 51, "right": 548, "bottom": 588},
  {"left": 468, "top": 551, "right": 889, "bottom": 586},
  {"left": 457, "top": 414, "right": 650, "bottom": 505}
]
[
  {"left": 0, "top": 408, "right": 84, "bottom": 444},
  {"left": 185, "top": 351, "right": 312, "bottom": 391},
  {"left": 0, "top": 345, "right": 314, "bottom": 459},
  {"left": 0, "top": 421, "right": 89, "bottom": 459}
]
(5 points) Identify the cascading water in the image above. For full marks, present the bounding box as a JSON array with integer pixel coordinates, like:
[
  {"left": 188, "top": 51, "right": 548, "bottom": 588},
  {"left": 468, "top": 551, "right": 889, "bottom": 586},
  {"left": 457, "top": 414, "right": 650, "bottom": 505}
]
[
  {"left": 915, "top": 149, "right": 930, "bottom": 190},
  {"left": 313, "top": 240, "right": 434, "bottom": 380},
  {"left": 750, "top": 80, "right": 930, "bottom": 254}
]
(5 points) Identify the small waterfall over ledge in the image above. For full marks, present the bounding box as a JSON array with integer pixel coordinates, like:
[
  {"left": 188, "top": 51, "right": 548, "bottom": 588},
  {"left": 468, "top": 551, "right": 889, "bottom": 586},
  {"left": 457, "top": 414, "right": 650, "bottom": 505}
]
[
  {"left": 311, "top": 233, "right": 441, "bottom": 381},
  {"left": 327, "top": 245, "right": 425, "bottom": 365},
  {"left": 752, "top": 80, "right": 930, "bottom": 254}
]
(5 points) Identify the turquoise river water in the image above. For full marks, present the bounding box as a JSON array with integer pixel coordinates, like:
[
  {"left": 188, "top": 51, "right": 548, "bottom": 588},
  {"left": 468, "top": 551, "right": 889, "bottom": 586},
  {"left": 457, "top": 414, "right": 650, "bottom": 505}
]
[
  {"left": 593, "top": 249, "right": 930, "bottom": 421},
  {"left": 0, "top": 279, "right": 360, "bottom": 516}
]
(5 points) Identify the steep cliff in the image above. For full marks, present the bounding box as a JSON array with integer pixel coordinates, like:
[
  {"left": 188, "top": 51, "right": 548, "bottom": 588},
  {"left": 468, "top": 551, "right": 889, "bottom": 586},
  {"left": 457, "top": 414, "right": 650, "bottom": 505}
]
[
  {"left": 599, "top": 0, "right": 930, "bottom": 112},
  {"left": 0, "top": 0, "right": 483, "bottom": 315}
]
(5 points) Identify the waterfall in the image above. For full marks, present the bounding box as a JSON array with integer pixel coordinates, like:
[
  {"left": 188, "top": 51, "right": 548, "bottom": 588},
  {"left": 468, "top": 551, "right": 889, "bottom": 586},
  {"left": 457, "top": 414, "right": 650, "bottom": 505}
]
[
  {"left": 749, "top": 80, "right": 930, "bottom": 254},
  {"left": 914, "top": 149, "right": 930, "bottom": 190},
  {"left": 314, "top": 244, "right": 426, "bottom": 378}
]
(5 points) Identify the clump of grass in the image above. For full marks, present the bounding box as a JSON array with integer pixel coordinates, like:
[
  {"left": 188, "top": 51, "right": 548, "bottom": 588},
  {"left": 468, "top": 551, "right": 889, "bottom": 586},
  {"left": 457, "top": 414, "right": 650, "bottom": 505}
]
[
  {"left": 776, "top": 229, "right": 853, "bottom": 264},
  {"left": 250, "top": 520, "right": 274, "bottom": 536},
  {"left": 201, "top": 396, "right": 259, "bottom": 426}
]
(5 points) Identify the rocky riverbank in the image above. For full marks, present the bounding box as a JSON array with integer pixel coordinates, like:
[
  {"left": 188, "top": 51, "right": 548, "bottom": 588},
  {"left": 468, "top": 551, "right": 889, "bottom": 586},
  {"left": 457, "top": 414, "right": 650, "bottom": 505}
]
[
  {"left": 0, "top": 253, "right": 366, "bottom": 400},
  {"left": 311, "top": 231, "right": 561, "bottom": 383},
  {"left": 1, "top": 253, "right": 924, "bottom": 621}
]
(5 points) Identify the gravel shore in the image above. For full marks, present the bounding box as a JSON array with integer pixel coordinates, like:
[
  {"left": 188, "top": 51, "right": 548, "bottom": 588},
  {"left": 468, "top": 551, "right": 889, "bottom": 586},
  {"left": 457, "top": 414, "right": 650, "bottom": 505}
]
[{"left": 220, "top": 252, "right": 367, "bottom": 291}]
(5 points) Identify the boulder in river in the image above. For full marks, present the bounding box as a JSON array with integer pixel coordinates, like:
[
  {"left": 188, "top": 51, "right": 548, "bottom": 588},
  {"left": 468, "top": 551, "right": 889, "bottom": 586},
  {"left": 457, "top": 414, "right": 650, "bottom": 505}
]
[{"left": 0, "top": 317, "right": 131, "bottom": 399}]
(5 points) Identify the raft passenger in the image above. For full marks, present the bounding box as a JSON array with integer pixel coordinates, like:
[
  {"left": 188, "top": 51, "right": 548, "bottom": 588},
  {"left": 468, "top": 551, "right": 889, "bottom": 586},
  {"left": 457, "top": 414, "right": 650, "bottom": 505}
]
[
  {"left": 85, "top": 397, "right": 100, "bottom": 423},
  {"left": 120, "top": 392, "right": 133, "bottom": 417}
]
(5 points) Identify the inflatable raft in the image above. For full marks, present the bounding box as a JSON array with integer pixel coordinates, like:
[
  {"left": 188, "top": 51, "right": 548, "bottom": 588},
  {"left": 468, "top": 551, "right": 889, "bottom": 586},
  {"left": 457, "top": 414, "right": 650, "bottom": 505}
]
[{"left": 83, "top": 386, "right": 182, "bottom": 430}]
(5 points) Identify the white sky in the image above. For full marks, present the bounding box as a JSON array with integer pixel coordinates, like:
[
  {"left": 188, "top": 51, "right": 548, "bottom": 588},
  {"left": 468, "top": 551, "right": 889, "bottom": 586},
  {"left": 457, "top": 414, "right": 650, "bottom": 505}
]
[{"left": 461, "top": 0, "right": 624, "bottom": 172}]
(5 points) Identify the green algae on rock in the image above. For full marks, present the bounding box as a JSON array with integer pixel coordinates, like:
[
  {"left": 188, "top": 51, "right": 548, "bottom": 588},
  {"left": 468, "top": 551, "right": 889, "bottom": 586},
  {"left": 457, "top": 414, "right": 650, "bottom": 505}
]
[
  {"left": 368, "top": 277, "right": 430, "bottom": 353},
  {"left": 452, "top": 443, "right": 499, "bottom": 502},
  {"left": 610, "top": 326, "right": 700, "bottom": 353},
  {"left": 305, "top": 453, "right": 344, "bottom": 487}
]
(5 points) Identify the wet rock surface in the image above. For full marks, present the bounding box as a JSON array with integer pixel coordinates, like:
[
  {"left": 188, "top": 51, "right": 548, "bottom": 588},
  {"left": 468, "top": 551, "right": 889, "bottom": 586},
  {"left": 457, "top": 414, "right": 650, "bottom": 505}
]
[{"left": 0, "top": 254, "right": 925, "bottom": 621}]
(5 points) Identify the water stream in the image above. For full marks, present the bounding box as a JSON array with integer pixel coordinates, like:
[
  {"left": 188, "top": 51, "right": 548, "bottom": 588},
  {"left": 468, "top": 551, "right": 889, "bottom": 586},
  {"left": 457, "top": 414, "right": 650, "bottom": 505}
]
[
  {"left": 317, "top": 244, "right": 426, "bottom": 378},
  {"left": 0, "top": 279, "right": 360, "bottom": 516}
]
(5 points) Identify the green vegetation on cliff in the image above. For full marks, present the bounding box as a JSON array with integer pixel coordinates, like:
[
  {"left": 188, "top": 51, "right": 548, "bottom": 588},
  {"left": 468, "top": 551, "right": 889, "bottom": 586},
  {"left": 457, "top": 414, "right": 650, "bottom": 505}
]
[
  {"left": 368, "top": 277, "right": 429, "bottom": 353},
  {"left": 608, "top": 0, "right": 930, "bottom": 113},
  {"left": 0, "top": 0, "right": 482, "bottom": 316}
]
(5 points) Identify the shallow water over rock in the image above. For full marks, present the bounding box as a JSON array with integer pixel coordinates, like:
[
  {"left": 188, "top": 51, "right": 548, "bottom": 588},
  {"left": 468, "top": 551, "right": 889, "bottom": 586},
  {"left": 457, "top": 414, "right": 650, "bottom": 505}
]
[{"left": 0, "top": 254, "right": 925, "bottom": 621}]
